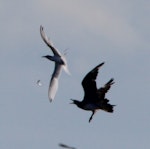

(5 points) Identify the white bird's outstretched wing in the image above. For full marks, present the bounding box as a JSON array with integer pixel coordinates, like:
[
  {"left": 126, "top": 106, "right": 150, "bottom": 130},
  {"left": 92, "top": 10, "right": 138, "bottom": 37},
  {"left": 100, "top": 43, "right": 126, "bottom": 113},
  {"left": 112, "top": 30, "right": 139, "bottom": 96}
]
[
  {"left": 48, "top": 64, "right": 62, "bottom": 102},
  {"left": 40, "top": 25, "right": 61, "bottom": 56}
]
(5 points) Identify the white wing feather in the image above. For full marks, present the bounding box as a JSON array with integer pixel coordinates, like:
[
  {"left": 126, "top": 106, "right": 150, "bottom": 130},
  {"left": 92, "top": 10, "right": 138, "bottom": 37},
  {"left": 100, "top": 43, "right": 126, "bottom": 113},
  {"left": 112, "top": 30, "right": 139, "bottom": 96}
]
[
  {"left": 63, "top": 65, "right": 70, "bottom": 75},
  {"left": 40, "top": 25, "right": 61, "bottom": 56},
  {"left": 48, "top": 64, "right": 62, "bottom": 102},
  {"left": 48, "top": 77, "right": 59, "bottom": 102}
]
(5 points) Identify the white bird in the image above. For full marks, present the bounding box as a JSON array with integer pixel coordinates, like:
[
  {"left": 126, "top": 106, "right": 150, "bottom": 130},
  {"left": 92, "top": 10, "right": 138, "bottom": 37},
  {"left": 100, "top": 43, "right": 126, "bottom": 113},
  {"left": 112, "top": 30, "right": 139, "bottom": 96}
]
[{"left": 40, "top": 25, "right": 70, "bottom": 102}]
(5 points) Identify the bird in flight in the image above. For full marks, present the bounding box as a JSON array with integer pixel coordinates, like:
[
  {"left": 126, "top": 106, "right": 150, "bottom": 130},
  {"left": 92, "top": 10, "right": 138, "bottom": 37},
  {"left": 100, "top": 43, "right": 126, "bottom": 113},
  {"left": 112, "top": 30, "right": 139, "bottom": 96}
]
[
  {"left": 59, "top": 143, "right": 76, "bottom": 149},
  {"left": 71, "top": 62, "right": 115, "bottom": 122},
  {"left": 40, "top": 25, "right": 70, "bottom": 102}
]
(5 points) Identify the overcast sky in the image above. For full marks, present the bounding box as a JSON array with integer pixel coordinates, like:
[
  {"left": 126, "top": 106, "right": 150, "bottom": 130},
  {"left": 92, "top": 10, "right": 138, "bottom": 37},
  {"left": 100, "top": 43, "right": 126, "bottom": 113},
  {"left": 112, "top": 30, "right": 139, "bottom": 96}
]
[{"left": 0, "top": 0, "right": 150, "bottom": 149}]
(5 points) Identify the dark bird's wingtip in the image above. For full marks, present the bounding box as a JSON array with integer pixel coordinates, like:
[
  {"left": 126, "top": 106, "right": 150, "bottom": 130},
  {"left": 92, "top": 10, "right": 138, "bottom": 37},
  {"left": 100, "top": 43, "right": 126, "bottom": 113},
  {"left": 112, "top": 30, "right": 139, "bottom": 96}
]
[
  {"left": 110, "top": 78, "right": 114, "bottom": 81},
  {"left": 102, "top": 61, "right": 105, "bottom": 64},
  {"left": 92, "top": 62, "right": 105, "bottom": 71},
  {"left": 107, "top": 78, "right": 115, "bottom": 85},
  {"left": 100, "top": 61, "right": 105, "bottom": 66},
  {"left": 97, "top": 62, "right": 105, "bottom": 68}
]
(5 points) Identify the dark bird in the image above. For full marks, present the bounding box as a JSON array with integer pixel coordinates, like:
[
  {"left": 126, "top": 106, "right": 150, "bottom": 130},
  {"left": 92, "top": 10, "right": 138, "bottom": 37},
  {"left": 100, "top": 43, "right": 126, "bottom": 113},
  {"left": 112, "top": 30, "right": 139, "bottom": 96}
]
[
  {"left": 40, "top": 25, "right": 70, "bottom": 102},
  {"left": 71, "top": 62, "right": 115, "bottom": 122},
  {"left": 59, "top": 143, "right": 76, "bottom": 149}
]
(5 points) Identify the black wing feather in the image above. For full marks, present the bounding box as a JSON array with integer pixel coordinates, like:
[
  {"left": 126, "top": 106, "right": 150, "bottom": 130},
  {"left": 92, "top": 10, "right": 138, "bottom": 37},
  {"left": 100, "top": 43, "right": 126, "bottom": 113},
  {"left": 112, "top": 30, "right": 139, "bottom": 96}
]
[
  {"left": 98, "top": 78, "right": 114, "bottom": 99},
  {"left": 82, "top": 62, "right": 105, "bottom": 102}
]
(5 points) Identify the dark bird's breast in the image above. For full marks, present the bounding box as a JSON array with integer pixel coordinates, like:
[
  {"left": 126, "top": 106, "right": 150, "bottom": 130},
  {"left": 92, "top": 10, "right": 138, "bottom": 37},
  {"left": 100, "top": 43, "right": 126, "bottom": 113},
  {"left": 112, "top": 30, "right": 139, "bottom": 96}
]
[{"left": 83, "top": 103, "right": 100, "bottom": 111}]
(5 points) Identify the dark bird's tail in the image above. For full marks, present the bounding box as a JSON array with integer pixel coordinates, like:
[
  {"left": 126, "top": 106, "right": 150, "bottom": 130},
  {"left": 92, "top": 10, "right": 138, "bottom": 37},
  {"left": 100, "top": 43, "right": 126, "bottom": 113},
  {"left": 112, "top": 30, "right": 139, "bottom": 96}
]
[{"left": 100, "top": 99, "right": 115, "bottom": 112}]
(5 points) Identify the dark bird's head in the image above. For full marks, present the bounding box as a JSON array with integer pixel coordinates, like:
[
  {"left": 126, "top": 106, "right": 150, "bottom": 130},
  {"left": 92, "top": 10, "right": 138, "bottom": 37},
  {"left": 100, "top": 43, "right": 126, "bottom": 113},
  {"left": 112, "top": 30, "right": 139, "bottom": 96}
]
[{"left": 70, "top": 99, "right": 82, "bottom": 107}]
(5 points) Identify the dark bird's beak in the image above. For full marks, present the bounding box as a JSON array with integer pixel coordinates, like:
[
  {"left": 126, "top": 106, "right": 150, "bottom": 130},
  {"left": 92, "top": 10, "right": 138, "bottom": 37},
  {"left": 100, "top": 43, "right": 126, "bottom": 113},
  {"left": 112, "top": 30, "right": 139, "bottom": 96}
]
[{"left": 70, "top": 99, "right": 74, "bottom": 104}]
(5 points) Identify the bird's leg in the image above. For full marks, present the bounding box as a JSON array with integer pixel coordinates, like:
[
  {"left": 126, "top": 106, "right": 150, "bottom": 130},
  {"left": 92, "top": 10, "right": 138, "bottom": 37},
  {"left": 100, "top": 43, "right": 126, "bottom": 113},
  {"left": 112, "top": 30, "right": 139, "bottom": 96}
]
[{"left": 89, "top": 111, "right": 95, "bottom": 123}]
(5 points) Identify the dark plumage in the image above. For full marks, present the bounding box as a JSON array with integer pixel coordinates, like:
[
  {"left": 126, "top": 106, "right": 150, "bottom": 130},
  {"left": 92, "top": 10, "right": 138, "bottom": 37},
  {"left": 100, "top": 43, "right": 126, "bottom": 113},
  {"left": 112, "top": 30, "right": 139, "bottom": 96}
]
[{"left": 71, "top": 62, "right": 115, "bottom": 122}]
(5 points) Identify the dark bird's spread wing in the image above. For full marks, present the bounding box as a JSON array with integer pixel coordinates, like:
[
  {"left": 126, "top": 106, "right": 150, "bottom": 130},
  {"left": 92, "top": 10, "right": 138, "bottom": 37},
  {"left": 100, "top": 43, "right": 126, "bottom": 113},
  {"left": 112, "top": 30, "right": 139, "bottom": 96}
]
[
  {"left": 98, "top": 78, "right": 114, "bottom": 99},
  {"left": 81, "top": 62, "right": 105, "bottom": 103},
  {"left": 96, "top": 78, "right": 115, "bottom": 113}
]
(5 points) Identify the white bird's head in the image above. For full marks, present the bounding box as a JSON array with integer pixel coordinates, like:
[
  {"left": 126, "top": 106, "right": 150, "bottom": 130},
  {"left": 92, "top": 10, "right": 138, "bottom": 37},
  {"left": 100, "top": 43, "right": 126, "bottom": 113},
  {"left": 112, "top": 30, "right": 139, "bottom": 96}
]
[{"left": 42, "top": 55, "right": 53, "bottom": 61}]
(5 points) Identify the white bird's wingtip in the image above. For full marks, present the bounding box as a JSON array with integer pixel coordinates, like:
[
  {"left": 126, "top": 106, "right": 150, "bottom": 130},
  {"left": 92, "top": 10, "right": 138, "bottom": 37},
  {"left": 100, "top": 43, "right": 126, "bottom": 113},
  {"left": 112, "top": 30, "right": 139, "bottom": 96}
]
[
  {"left": 63, "top": 65, "right": 71, "bottom": 75},
  {"left": 66, "top": 70, "right": 71, "bottom": 75}
]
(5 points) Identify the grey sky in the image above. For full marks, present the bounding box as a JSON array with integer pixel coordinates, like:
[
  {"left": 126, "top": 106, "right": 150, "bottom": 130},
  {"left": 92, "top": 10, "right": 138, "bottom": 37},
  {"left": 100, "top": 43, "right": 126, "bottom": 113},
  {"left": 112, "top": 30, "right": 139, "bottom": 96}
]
[{"left": 0, "top": 0, "right": 150, "bottom": 149}]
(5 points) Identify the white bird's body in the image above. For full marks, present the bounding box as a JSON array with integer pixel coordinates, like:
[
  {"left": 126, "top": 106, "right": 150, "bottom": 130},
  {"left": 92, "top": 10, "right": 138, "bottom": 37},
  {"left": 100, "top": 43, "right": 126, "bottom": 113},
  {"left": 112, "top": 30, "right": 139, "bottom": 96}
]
[{"left": 40, "top": 25, "right": 70, "bottom": 102}]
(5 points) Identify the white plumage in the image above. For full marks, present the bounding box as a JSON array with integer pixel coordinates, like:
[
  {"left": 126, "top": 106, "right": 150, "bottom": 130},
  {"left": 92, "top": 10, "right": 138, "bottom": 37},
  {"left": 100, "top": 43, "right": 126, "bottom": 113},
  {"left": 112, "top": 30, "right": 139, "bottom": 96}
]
[{"left": 40, "top": 25, "right": 70, "bottom": 102}]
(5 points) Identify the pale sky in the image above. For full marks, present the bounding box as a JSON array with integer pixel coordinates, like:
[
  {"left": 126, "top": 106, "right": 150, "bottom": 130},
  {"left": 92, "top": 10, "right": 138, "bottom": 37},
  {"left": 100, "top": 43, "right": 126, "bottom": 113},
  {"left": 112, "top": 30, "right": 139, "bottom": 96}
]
[{"left": 0, "top": 0, "right": 150, "bottom": 149}]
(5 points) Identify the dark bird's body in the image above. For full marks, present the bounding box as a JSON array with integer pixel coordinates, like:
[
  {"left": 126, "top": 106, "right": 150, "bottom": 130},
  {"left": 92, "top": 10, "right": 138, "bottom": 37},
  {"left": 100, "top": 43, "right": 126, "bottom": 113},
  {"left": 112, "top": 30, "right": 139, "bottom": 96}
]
[{"left": 71, "top": 62, "right": 115, "bottom": 122}]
